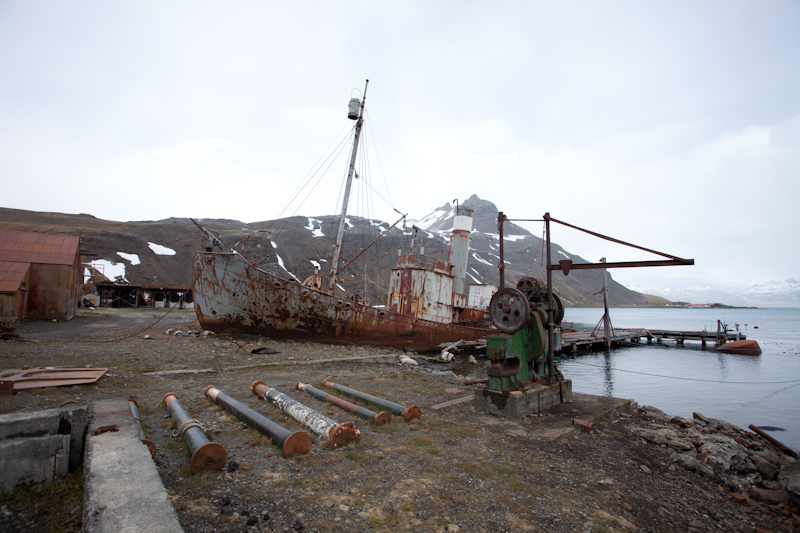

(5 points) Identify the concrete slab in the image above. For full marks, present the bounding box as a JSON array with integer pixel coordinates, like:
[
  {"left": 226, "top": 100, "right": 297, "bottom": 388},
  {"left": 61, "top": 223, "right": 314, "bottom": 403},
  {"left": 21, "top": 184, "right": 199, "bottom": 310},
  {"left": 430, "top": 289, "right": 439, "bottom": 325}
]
[
  {"left": 83, "top": 399, "right": 183, "bottom": 533},
  {"left": 477, "top": 392, "right": 636, "bottom": 441},
  {"left": 474, "top": 380, "right": 573, "bottom": 419}
]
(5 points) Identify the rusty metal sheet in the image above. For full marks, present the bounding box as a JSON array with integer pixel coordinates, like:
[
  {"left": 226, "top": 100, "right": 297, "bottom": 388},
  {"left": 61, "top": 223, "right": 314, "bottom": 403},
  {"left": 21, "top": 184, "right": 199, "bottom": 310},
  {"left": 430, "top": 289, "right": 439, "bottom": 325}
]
[
  {"left": 0, "top": 261, "right": 30, "bottom": 292},
  {"left": 0, "top": 231, "right": 79, "bottom": 266},
  {"left": 193, "top": 252, "right": 492, "bottom": 352},
  {"left": 0, "top": 367, "right": 107, "bottom": 393}
]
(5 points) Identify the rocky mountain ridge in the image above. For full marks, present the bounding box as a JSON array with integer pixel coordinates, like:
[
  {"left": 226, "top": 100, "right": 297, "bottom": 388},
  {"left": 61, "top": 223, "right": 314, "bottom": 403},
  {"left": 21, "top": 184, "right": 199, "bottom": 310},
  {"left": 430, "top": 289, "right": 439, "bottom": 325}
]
[{"left": 0, "top": 196, "right": 667, "bottom": 307}]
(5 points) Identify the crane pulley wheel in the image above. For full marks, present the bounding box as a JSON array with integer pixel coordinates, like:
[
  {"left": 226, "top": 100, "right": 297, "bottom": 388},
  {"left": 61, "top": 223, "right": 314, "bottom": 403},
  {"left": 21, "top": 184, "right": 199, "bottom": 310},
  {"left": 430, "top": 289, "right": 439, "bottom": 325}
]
[
  {"left": 489, "top": 288, "right": 531, "bottom": 333},
  {"left": 516, "top": 277, "right": 545, "bottom": 303}
]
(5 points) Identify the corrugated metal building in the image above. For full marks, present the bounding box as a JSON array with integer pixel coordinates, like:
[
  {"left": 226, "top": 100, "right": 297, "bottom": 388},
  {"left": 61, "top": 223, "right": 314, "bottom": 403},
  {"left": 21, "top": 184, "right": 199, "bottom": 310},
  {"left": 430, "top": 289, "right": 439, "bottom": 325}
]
[{"left": 0, "top": 231, "right": 80, "bottom": 322}]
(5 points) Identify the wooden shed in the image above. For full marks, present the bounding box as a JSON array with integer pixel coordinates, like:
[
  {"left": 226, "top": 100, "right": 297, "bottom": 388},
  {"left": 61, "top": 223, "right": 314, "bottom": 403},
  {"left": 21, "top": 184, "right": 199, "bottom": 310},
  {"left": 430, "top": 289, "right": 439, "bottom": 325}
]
[{"left": 0, "top": 231, "right": 80, "bottom": 322}]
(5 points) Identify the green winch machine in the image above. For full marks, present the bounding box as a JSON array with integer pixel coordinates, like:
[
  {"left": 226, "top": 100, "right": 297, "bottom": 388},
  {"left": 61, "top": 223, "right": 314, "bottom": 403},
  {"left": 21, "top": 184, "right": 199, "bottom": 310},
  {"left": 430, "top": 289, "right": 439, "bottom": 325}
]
[{"left": 479, "top": 277, "right": 571, "bottom": 415}]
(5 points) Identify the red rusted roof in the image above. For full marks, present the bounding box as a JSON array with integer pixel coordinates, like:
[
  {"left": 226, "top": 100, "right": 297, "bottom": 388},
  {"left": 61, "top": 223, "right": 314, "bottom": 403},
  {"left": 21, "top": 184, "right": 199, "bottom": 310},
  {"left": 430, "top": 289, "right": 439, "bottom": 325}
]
[
  {"left": 0, "top": 261, "right": 31, "bottom": 292},
  {"left": 0, "top": 231, "right": 79, "bottom": 266}
]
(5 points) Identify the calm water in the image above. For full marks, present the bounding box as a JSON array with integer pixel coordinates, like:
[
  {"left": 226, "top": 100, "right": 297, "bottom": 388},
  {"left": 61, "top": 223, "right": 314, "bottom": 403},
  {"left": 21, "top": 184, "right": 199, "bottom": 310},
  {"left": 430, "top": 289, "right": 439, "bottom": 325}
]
[{"left": 559, "top": 307, "right": 800, "bottom": 451}]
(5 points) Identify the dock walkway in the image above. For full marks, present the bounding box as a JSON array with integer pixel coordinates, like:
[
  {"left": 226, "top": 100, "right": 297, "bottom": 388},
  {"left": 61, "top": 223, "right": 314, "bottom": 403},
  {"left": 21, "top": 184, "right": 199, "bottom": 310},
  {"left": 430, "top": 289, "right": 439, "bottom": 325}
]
[
  {"left": 560, "top": 328, "right": 746, "bottom": 355},
  {"left": 443, "top": 328, "right": 746, "bottom": 356}
]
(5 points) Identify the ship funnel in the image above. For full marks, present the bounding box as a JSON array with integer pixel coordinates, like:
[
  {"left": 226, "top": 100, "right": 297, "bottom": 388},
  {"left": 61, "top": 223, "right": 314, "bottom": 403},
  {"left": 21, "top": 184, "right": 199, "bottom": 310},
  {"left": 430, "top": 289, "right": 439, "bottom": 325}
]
[
  {"left": 348, "top": 98, "right": 361, "bottom": 120},
  {"left": 449, "top": 205, "right": 473, "bottom": 295}
]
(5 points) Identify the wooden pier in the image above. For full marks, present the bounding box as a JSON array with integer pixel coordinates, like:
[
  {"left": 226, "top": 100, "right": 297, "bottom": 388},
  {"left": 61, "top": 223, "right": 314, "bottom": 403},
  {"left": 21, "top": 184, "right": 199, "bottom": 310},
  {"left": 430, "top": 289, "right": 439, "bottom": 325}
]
[
  {"left": 559, "top": 328, "right": 746, "bottom": 355},
  {"left": 441, "top": 328, "right": 746, "bottom": 357}
]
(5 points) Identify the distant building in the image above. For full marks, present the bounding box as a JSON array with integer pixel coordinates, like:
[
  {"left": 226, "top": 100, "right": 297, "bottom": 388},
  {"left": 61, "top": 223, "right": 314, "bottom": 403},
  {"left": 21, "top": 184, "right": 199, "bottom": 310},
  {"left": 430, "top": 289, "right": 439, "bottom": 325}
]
[
  {"left": 0, "top": 231, "right": 80, "bottom": 322},
  {"left": 468, "top": 283, "right": 498, "bottom": 309}
]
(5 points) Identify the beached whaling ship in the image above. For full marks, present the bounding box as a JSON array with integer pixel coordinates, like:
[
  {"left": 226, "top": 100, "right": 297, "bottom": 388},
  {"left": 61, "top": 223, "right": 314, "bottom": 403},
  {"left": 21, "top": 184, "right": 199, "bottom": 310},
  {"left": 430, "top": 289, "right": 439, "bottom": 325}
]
[{"left": 192, "top": 81, "right": 495, "bottom": 351}]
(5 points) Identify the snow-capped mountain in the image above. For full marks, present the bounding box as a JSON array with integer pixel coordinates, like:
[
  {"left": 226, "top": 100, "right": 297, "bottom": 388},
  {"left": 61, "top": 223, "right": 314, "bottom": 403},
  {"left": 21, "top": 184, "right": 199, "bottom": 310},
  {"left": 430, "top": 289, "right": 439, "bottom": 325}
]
[
  {"left": 740, "top": 279, "right": 800, "bottom": 305},
  {"left": 628, "top": 280, "right": 800, "bottom": 307},
  {"left": 626, "top": 286, "right": 755, "bottom": 307}
]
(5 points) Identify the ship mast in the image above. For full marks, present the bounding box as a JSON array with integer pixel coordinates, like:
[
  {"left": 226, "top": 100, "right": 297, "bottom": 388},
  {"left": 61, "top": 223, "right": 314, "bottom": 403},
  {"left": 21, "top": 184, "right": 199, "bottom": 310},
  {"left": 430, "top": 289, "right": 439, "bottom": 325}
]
[{"left": 326, "top": 79, "right": 369, "bottom": 294}]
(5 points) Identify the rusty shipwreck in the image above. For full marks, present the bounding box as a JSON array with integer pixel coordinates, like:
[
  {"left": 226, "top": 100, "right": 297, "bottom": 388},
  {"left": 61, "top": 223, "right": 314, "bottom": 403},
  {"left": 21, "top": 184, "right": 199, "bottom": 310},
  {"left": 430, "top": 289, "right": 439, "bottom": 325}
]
[{"left": 192, "top": 81, "right": 495, "bottom": 351}]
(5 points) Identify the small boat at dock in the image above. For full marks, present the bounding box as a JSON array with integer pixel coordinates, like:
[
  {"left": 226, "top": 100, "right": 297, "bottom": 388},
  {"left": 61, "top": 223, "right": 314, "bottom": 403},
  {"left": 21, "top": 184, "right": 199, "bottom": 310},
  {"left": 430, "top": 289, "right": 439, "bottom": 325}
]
[{"left": 716, "top": 339, "right": 761, "bottom": 356}]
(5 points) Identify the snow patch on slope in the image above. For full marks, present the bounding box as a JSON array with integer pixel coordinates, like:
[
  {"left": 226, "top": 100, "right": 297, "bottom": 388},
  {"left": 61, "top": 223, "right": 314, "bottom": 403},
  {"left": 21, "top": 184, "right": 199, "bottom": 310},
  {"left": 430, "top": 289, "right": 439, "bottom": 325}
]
[
  {"left": 147, "top": 242, "right": 176, "bottom": 255},
  {"left": 85, "top": 260, "right": 127, "bottom": 283},
  {"left": 276, "top": 255, "right": 300, "bottom": 281},
  {"left": 472, "top": 253, "right": 493, "bottom": 266},
  {"left": 117, "top": 252, "right": 140, "bottom": 265},
  {"left": 305, "top": 218, "right": 325, "bottom": 237}
]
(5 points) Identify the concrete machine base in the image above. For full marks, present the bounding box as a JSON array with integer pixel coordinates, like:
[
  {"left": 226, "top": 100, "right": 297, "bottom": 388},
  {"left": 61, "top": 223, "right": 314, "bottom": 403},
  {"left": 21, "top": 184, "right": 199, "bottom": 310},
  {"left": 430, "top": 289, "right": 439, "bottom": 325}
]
[{"left": 474, "top": 380, "right": 573, "bottom": 419}]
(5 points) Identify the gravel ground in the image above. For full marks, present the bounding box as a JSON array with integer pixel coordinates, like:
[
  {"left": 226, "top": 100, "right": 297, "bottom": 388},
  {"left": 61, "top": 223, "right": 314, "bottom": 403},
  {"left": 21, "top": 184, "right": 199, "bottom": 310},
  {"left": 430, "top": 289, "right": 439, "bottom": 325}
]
[{"left": 1, "top": 309, "right": 798, "bottom": 533}]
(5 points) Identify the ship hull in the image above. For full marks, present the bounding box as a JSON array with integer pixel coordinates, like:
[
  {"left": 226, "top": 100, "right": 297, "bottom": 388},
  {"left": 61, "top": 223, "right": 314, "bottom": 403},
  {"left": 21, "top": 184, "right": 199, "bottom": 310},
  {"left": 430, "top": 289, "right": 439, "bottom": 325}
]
[{"left": 192, "top": 252, "right": 492, "bottom": 352}]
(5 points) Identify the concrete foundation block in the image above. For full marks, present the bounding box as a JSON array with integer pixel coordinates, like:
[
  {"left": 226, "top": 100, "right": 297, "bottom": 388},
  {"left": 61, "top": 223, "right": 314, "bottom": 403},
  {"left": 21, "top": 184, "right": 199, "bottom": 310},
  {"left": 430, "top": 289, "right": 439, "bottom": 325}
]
[
  {"left": 0, "top": 434, "right": 69, "bottom": 494},
  {"left": 0, "top": 405, "right": 87, "bottom": 494},
  {"left": 83, "top": 399, "right": 182, "bottom": 533},
  {"left": 474, "top": 380, "right": 573, "bottom": 419}
]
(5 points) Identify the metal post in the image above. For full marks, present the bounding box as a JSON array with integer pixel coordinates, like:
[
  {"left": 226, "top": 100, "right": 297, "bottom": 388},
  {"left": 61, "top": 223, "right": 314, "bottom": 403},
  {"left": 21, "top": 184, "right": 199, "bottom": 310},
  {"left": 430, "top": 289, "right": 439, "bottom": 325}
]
[
  {"left": 164, "top": 393, "right": 227, "bottom": 473},
  {"left": 601, "top": 257, "right": 610, "bottom": 348},
  {"left": 251, "top": 381, "right": 360, "bottom": 448},
  {"left": 328, "top": 79, "right": 369, "bottom": 294},
  {"left": 497, "top": 211, "right": 506, "bottom": 288},
  {"left": 321, "top": 379, "right": 421, "bottom": 420},
  {"left": 128, "top": 396, "right": 156, "bottom": 459},
  {"left": 297, "top": 382, "right": 390, "bottom": 425},
  {"left": 544, "top": 213, "right": 555, "bottom": 381},
  {"left": 204, "top": 386, "right": 310, "bottom": 458}
]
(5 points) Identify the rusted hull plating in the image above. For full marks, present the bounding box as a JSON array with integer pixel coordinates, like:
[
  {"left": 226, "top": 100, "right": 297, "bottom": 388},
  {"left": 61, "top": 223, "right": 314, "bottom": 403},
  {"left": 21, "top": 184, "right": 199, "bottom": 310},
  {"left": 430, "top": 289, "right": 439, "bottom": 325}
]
[
  {"left": 716, "top": 339, "right": 762, "bottom": 356},
  {"left": 192, "top": 252, "right": 491, "bottom": 352},
  {"left": 251, "top": 381, "right": 360, "bottom": 448}
]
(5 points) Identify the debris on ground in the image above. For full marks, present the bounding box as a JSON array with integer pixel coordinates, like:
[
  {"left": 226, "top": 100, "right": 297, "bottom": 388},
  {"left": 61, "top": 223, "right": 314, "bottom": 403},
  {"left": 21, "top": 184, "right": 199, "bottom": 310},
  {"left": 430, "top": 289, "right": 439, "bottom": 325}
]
[{"left": 0, "top": 322, "right": 24, "bottom": 341}]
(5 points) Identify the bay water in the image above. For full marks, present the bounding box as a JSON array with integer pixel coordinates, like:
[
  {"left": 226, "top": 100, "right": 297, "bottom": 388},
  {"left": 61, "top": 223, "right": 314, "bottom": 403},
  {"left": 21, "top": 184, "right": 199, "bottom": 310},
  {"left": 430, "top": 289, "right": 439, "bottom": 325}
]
[{"left": 559, "top": 307, "right": 800, "bottom": 451}]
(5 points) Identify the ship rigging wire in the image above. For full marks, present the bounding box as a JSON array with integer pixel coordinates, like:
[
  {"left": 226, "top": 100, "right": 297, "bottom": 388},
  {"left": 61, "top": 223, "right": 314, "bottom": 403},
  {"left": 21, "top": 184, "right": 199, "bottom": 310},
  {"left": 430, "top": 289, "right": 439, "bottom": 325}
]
[{"left": 267, "top": 122, "right": 355, "bottom": 232}]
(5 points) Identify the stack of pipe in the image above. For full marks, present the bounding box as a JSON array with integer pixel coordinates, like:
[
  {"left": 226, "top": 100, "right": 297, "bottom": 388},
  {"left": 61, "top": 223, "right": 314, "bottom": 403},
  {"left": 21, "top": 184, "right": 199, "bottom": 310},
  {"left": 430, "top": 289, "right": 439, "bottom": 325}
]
[
  {"left": 251, "top": 381, "right": 359, "bottom": 448},
  {"left": 164, "top": 393, "right": 227, "bottom": 473},
  {"left": 296, "top": 382, "right": 390, "bottom": 425},
  {"left": 321, "top": 379, "right": 421, "bottom": 421},
  {"left": 204, "top": 385, "right": 310, "bottom": 458}
]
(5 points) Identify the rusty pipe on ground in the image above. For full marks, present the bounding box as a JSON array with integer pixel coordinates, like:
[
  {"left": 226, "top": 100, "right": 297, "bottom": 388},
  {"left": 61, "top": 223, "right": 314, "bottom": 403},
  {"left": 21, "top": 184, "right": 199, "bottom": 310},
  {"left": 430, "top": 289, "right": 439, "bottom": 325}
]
[
  {"left": 251, "top": 381, "right": 360, "bottom": 448},
  {"left": 296, "top": 382, "right": 390, "bottom": 425},
  {"left": 204, "top": 385, "right": 310, "bottom": 458},
  {"left": 164, "top": 393, "right": 227, "bottom": 473},
  {"left": 321, "top": 379, "right": 421, "bottom": 421},
  {"left": 128, "top": 396, "right": 156, "bottom": 459}
]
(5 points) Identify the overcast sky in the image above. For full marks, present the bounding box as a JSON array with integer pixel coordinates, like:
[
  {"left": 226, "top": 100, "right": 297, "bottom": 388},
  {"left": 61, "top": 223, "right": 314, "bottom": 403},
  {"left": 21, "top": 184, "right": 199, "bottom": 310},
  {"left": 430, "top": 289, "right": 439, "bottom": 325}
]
[{"left": 1, "top": 1, "right": 798, "bottom": 291}]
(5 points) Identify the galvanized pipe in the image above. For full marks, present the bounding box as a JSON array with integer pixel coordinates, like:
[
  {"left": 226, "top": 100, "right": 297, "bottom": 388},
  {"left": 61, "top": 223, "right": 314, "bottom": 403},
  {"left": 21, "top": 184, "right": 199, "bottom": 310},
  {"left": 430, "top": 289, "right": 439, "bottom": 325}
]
[
  {"left": 251, "top": 381, "right": 360, "bottom": 448},
  {"left": 128, "top": 396, "right": 156, "bottom": 459},
  {"left": 321, "top": 379, "right": 421, "bottom": 421},
  {"left": 204, "top": 385, "right": 310, "bottom": 458},
  {"left": 163, "top": 393, "right": 227, "bottom": 473},
  {"left": 297, "top": 382, "right": 390, "bottom": 426}
]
